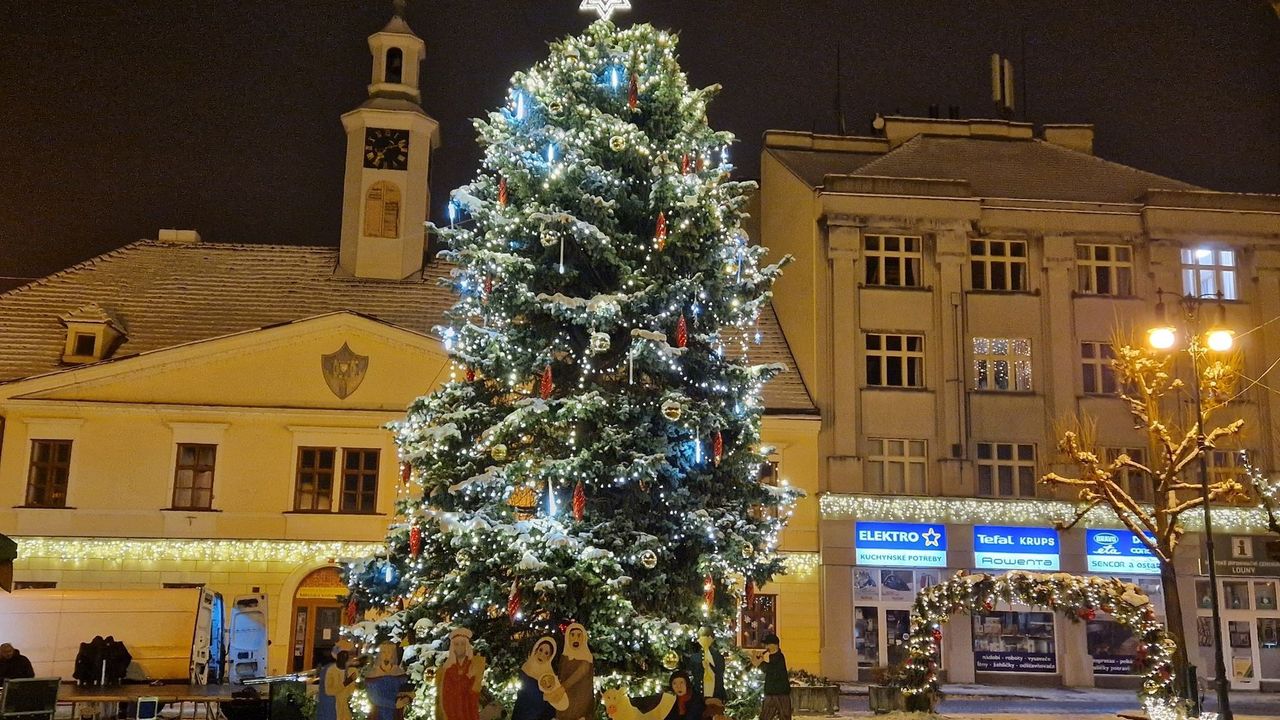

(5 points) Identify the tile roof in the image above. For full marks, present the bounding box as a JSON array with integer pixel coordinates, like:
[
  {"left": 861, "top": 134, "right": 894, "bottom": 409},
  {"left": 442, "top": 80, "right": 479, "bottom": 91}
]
[
  {"left": 0, "top": 241, "right": 815, "bottom": 413},
  {"left": 770, "top": 135, "right": 1200, "bottom": 203}
]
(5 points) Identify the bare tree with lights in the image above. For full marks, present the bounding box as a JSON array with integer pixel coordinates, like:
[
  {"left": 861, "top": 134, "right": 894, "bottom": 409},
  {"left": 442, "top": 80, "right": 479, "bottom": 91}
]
[
  {"left": 342, "top": 20, "right": 795, "bottom": 718},
  {"left": 1042, "top": 335, "right": 1249, "bottom": 692}
]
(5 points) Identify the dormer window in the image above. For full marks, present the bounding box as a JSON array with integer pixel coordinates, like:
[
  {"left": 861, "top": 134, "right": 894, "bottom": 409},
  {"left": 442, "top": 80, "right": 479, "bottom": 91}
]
[{"left": 60, "top": 303, "right": 126, "bottom": 364}]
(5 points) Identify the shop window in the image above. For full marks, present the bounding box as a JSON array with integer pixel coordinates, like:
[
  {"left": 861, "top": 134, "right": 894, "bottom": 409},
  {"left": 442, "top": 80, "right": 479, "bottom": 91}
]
[
  {"left": 1104, "top": 447, "right": 1149, "bottom": 503},
  {"left": 854, "top": 568, "right": 942, "bottom": 603},
  {"left": 26, "top": 439, "right": 72, "bottom": 507},
  {"left": 970, "top": 238, "right": 1028, "bottom": 291},
  {"left": 864, "top": 234, "right": 922, "bottom": 287},
  {"left": 1088, "top": 616, "right": 1141, "bottom": 675},
  {"left": 865, "top": 333, "right": 924, "bottom": 388},
  {"left": 1081, "top": 342, "right": 1117, "bottom": 395},
  {"left": 973, "top": 337, "right": 1031, "bottom": 392},
  {"left": 739, "top": 594, "right": 777, "bottom": 649},
  {"left": 172, "top": 443, "right": 216, "bottom": 510},
  {"left": 866, "top": 438, "right": 927, "bottom": 495},
  {"left": 295, "top": 447, "right": 380, "bottom": 514},
  {"left": 1077, "top": 243, "right": 1133, "bottom": 296},
  {"left": 855, "top": 607, "right": 879, "bottom": 667},
  {"left": 13, "top": 581, "right": 57, "bottom": 590},
  {"left": 973, "top": 611, "right": 1056, "bottom": 673},
  {"left": 1259, "top": 619, "right": 1280, "bottom": 681},
  {"left": 1225, "top": 580, "right": 1252, "bottom": 610},
  {"left": 1181, "top": 246, "right": 1238, "bottom": 300},
  {"left": 976, "top": 442, "right": 1037, "bottom": 498}
]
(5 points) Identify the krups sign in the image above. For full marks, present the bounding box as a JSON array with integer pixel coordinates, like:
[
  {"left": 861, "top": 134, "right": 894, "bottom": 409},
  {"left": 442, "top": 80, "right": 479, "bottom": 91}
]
[
  {"left": 855, "top": 521, "right": 948, "bottom": 568},
  {"left": 973, "top": 525, "right": 1060, "bottom": 571},
  {"left": 1086, "top": 529, "right": 1160, "bottom": 575}
]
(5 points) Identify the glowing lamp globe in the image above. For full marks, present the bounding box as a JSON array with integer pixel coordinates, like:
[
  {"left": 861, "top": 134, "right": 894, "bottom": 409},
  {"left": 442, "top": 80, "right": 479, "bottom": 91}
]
[
  {"left": 1206, "top": 329, "right": 1235, "bottom": 352},
  {"left": 1147, "top": 326, "right": 1177, "bottom": 350}
]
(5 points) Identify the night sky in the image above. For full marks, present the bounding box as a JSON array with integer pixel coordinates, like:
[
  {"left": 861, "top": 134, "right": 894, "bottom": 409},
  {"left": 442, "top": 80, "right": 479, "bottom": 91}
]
[{"left": 1, "top": 1, "right": 1276, "bottom": 283}]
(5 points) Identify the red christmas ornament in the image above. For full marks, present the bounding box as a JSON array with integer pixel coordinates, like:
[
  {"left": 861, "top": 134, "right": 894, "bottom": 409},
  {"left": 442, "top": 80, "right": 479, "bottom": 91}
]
[
  {"left": 931, "top": 628, "right": 943, "bottom": 644},
  {"left": 655, "top": 212, "right": 668, "bottom": 250},
  {"left": 712, "top": 430, "right": 724, "bottom": 466},
  {"left": 465, "top": 366, "right": 476, "bottom": 383},
  {"left": 507, "top": 579, "right": 522, "bottom": 621},
  {"left": 681, "top": 154, "right": 691, "bottom": 174},
  {"left": 982, "top": 601, "right": 993, "bottom": 611},
  {"left": 345, "top": 598, "right": 358, "bottom": 624},
  {"left": 703, "top": 574, "right": 715, "bottom": 605},
  {"left": 745, "top": 579, "right": 756, "bottom": 608},
  {"left": 696, "top": 156, "right": 705, "bottom": 172},
  {"left": 675, "top": 313, "right": 688, "bottom": 348},
  {"left": 1078, "top": 608, "right": 1097, "bottom": 621},
  {"left": 628, "top": 71, "right": 638, "bottom": 110},
  {"left": 409, "top": 526, "right": 422, "bottom": 558},
  {"left": 400, "top": 462, "right": 411, "bottom": 485},
  {"left": 540, "top": 365, "right": 553, "bottom": 399},
  {"left": 484, "top": 275, "right": 494, "bottom": 299},
  {"left": 573, "top": 481, "right": 586, "bottom": 521},
  {"left": 498, "top": 177, "right": 508, "bottom": 207}
]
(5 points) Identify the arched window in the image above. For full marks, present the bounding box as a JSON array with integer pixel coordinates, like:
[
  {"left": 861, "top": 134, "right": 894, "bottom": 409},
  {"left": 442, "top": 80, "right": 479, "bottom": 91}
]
[
  {"left": 385, "top": 48, "right": 403, "bottom": 84},
  {"left": 363, "top": 181, "right": 401, "bottom": 238}
]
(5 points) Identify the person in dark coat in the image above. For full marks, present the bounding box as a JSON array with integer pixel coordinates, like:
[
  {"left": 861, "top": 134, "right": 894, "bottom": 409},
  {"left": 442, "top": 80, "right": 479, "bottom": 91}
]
[
  {"left": 0, "top": 644, "right": 35, "bottom": 681},
  {"left": 664, "top": 671, "right": 702, "bottom": 720},
  {"left": 686, "top": 628, "right": 726, "bottom": 719}
]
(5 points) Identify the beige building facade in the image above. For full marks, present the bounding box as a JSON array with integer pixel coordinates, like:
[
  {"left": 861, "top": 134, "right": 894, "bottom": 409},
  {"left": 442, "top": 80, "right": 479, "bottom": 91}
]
[
  {"left": 759, "top": 116, "right": 1280, "bottom": 688},
  {"left": 0, "top": 8, "right": 822, "bottom": 678}
]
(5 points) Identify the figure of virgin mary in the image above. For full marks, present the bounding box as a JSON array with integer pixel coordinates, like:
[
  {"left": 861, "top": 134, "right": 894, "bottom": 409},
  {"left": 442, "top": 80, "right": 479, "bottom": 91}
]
[{"left": 512, "top": 637, "right": 569, "bottom": 720}]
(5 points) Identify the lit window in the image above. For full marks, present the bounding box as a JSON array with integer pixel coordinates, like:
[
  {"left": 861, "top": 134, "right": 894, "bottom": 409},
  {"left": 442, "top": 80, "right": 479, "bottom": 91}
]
[
  {"left": 1104, "top": 447, "right": 1149, "bottom": 503},
  {"left": 973, "top": 337, "right": 1031, "bottom": 391},
  {"left": 1081, "top": 342, "right": 1117, "bottom": 395},
  {"left": 739, "top": 594, "right": 777, "bottom": 649},
  {"left": 1181, "top": 247, "right": 1237, "bottom": 300},
  {"left": 1077, "top": 243, "right": 1133, "bottom": 296},
  {"left": 977, "top": 442, "right": 1037, "bottom": 498},
  {"left": 295, "top": 447, "right": 380, "bottom": 513},
  {"left": 866, "top": 333, "right": 925, "bottom": 388},
  {"left": 866, "top": 438, "right": 927, "bottom": 494},
  {"left": 864, "top": 234, "right": 923, "bottom": 287},
  {"left": 970, "top": 238, "right": 1028, "bottom": 291}
]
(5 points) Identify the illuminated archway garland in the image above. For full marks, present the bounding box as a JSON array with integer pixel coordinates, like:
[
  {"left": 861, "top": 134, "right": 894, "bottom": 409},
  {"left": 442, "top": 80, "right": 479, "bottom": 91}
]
[{"left": 901, "top": 570, "right": 1177, "bottom": 702}]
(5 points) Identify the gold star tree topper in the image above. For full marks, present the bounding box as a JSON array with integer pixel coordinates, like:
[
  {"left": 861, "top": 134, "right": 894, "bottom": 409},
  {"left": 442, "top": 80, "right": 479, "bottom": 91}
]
[{"left": 579, "top": 0, "right": 631, "bottom": 20}]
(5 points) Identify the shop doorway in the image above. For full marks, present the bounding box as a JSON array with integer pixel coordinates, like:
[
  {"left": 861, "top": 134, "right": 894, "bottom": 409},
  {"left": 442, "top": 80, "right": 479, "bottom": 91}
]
[
  {"left": 291, "top": 566, "right": 347, "bottom": 673},
  {"left": 854, "top": 568, "right": 944, "bottom": 679},
  {"left": 1197, "top": 577, "right": 1280, "bottom": 690}
]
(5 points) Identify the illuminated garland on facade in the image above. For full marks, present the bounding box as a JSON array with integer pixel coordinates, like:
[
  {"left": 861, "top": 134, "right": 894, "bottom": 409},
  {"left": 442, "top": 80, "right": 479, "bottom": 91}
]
[
  {"left": 13, "top": 537, "right": 380, "bottom": 564},
  {"left": 819, "top": 494, "right": 1271, "bottom": 533}
]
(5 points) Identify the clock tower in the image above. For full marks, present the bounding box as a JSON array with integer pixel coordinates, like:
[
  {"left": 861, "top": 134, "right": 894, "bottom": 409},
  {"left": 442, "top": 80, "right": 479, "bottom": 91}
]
[{"left": 338, "top": 1, "right": 440, "bottom": 280}]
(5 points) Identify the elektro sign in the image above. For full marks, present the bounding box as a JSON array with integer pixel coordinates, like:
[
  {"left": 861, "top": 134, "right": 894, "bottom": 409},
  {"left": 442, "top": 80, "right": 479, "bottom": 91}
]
[
  {"left": 1086, "top": 529, "right": 1159, "bottom": 575},
  {"left": 973, "top": 525, "right": 1060, "bottom": 571},
  {"left": 855, "top": 521, "right": 948, "bottom": 568}
]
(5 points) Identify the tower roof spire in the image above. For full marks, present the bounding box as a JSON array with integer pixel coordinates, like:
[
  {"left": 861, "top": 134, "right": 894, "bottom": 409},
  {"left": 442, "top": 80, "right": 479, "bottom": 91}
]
[{"left": 392, "top": 0, "right": 406, "bottom": 18}]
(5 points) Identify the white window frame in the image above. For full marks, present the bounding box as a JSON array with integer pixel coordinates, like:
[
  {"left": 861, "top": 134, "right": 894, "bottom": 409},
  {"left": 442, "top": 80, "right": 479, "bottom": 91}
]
[
  {"left": 1077, "top": 243, "right": 1133, "bottom": 296},
  {"left": 864, "top": 234, "right": 923, "bottom": 288},
  {"left": 1181, "top": 246, "right": 1238, "bottom": 300},
  {"left": 1081, "top": 341, "right": 1117, "bottom": 395},
  {"left": 865, "top": 333, "right": 925, "bottom": 388},
  {"left": 866, "top": 438, "right": 928, "bottom": 494},
  {"left": 976, "top": 442, "right": 1037, "bottom": 498},
  {"left": 973, "top": 337, "right": 1032, "bottom": 392},
  {"left": 970, "top": 238, "right": 1029, "bottom": 291}
]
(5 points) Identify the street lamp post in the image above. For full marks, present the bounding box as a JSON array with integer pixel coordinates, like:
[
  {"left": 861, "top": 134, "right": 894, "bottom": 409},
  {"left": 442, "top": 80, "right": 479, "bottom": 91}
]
[{"left": 1148, "top": 290, "right": 1234, "bottom": 720}]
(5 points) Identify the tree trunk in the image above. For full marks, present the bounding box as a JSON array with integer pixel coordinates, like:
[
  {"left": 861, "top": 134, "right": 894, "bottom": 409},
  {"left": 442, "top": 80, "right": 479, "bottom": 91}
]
[{"left": 1161, "top": 559, "right": 1191, "bottom": 696}]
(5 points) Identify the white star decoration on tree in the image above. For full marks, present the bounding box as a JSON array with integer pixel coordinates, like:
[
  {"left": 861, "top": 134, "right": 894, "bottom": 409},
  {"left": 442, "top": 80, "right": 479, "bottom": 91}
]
[{"left": 579, "top": 0, "right": 631, "bottom": 20}]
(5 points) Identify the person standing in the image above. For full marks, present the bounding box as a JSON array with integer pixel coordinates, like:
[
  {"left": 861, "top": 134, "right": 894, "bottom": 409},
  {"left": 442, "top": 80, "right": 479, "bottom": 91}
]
[
  {"left": 317, "top": 651, "right": 359, "bottom": 720},
  {"left": 0, "top": 644, "right": 34, "bottom": 681},
  {"left": 749, "top": 635, "right": 790, "bottom": 720}
]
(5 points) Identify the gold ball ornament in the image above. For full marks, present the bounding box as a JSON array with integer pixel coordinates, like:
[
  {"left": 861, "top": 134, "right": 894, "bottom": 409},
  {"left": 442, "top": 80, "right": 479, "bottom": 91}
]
[
  {"left": 456, "top": 549, "right": 471, "bottom": 566},
  {"left": 661, "top": 399, "right": 683, "bottom": 421},
  {"left": 491, "top": 444, "right": 509, "bottom": 462},
  {"left": 548, "top": 100, "right": 564, "bottom": 115},
  {"left": 589, "top": 332, "right": 611, "bottom": 355},
  {"left": 609, "top": 136, "right": 626, "bottom": 152},
  {"left": 742, "top": 542, "right": 755, "bottom": 558},
  {"left": 639, "top": 549, "right": 658, "bottom": 569},
  {"left": 540, "top": 229, "right": 559, "bottom": 247},
  {"left": 662, "top": 651, "right": 680, "bottom": 670}
]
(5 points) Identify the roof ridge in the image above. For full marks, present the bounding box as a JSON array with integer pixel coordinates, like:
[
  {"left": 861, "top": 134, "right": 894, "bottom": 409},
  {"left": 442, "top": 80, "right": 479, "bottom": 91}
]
[
  {"left": 0, "top": 240, "right": 154, "bottom": 299},
  {"left": 850, "top": 134, "right": 926, "bottom": 176}
]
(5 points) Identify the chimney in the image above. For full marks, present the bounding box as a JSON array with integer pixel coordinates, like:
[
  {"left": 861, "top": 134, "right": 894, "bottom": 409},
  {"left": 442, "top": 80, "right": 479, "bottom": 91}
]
[
  {"left": 1042, "top": 124, "right": 1095, "bottom": 155},
  {"left": 157, "top": 229, "right": 202, "bottom": 244}
]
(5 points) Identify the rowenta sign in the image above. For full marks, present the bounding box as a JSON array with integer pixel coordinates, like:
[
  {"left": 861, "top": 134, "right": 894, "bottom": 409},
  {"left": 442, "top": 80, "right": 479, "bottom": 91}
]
[{"left": 973, "top": 525, "right": 1060, "bottom": 571}]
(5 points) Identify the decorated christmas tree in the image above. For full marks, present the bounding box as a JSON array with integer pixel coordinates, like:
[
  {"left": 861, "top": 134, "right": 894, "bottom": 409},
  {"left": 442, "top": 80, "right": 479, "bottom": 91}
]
[{"left": 346, "top": 20, "right": 794, "bottom": 716}]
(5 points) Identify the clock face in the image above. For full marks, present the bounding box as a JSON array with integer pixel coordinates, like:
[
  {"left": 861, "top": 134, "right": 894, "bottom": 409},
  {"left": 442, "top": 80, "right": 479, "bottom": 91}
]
[{"left": 363, "top": 128, "right": 410, "bottom": 171}]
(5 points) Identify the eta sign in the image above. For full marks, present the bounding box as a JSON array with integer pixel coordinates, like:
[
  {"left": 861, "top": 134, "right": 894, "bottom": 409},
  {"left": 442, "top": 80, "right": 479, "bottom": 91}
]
[
  {"left": 855, "top": 521, "right": 948, "bottom": 568},
  {"left": 1086, "top": 529, "right": 1160, "bottom": 575},
  {"left": 973, "top": 526, "right": 1060, "bottom": 571}
]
